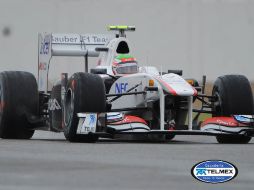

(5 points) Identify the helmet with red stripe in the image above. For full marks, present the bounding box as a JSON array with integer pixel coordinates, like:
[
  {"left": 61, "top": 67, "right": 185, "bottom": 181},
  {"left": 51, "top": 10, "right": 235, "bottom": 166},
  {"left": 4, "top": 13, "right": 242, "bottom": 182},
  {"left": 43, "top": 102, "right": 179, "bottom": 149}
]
[{"left": 112, "top": 54, "right": 138, "bottom": 75}]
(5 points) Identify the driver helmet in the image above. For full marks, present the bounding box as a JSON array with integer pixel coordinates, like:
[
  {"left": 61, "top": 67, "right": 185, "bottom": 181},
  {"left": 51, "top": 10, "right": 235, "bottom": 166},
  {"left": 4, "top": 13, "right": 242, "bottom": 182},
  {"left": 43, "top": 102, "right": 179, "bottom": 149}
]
[{"left": 112, "top": 54, "right": 138, "bottom": 75}]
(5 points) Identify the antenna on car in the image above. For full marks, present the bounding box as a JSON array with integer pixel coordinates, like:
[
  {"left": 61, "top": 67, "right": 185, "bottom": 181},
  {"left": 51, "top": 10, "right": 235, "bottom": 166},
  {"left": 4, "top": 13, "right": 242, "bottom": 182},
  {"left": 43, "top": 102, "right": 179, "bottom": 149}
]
[{"left": 108, "top": 25, "right": 135, "bottom": 38}]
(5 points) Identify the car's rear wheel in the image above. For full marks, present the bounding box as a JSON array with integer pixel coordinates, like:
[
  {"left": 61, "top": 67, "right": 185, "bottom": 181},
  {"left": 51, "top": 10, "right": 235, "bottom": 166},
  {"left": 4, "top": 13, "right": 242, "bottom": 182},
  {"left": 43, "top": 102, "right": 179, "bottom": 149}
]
[
  {"left": 212, "top": 75, "right": 253, "bottom": 143},
  {"left": 63, "top": 73, "right": 106, "bottom": 142},
  {"left": 0, "top": 71, "right": 38, "bottom": 139}
]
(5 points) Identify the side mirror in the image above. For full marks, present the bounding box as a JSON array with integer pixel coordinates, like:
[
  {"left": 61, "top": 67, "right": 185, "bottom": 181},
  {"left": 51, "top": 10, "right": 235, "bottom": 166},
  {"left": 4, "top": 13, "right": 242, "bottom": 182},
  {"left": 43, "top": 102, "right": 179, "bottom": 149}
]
[
  {"left": 95, "top": 47, "right": 109, "bottom": 52},
  {"left": 168, "top": 70, "right": 183, "bottom": 76},
  {"left": 90, "top": 68, "right": 107, "bottom": 74}
]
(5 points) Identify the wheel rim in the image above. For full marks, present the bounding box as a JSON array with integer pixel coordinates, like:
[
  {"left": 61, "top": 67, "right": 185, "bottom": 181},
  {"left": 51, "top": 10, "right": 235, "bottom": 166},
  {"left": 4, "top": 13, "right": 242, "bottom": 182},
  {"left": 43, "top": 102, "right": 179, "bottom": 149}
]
[
  {"left": 64, "top": 88, "right": 74, "bottom": 127},
  {"left": 213, "top": 92, "right": 222, "bottom": 114},
  {"left": 212, "top": 85, "right": 223, "bottom": 116}
]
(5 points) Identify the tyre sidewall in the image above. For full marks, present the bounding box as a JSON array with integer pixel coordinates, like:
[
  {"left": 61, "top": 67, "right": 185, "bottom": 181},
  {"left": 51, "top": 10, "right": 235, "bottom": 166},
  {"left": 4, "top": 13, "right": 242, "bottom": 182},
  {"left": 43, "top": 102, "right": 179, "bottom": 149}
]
[
  {"left": 212, "top": 75, "right": 254, "bottom": 116},
  {"left": 63, "top": 73, "right": 106, "bottom": 142},
  {"left": 0, "top": 72, "right": 38, "bottom": 139}
]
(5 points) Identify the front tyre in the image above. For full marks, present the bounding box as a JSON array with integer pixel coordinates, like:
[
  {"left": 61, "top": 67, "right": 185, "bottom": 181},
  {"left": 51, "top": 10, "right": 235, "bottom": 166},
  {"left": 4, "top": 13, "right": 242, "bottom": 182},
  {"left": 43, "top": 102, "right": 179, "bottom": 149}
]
[
  {"left": 216, "top": 135, "right": 251, "bottom": 144},
  {"left": 212, "top": 75, "right": 253, "bottom": 144},
  {"left": 63, "top": 73, "right": 106, "bottom": 142}
]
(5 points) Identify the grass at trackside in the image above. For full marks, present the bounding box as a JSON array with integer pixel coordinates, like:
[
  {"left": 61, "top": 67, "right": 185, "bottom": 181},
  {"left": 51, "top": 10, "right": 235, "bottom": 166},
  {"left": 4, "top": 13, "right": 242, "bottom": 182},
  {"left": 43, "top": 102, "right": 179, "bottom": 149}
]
[
  {"left": 184, "top": 113, "right": 211, "bottom": 125},
  {"left": 194, "top": 113, "right": 211, "bottom": 122}
]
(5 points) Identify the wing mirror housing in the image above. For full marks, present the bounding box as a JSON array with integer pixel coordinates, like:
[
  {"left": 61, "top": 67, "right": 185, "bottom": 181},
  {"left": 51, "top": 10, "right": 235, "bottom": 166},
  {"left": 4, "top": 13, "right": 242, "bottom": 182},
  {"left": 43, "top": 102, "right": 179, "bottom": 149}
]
[{"left": 95, "top": 47, "right": 109, "bottom": 52}]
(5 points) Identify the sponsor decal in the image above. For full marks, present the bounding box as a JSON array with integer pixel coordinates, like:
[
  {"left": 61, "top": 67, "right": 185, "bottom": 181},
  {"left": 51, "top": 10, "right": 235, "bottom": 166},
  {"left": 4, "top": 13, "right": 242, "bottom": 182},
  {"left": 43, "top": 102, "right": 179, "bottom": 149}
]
[
  {"left": 89, "top": 114, "right": 96, "bottom": 125},
  {"left": 115, "top": 83, "right": 128, "bottom": 94},
  {"left": 39, "top": 62, "right": 47, "bottom": 71},
  {"left": 234, "top": 115, "right": 254, "bottom": 123},
  {"left": 191, "top": 160, "right": 238, "bottom": 183},
  {"left": 48, "top": 99, "right": 61, "bottom": 111},
  {"left": 80, "top": 35, "right": 109, "bottom": 44},
  {"left": 77, "top": 113, "right": 97, "bottom": 134},
  {"left": 40, "top": 38, "right": 50, "bottom": 55},
  {"left": 52, "top": 36, "right": 78, "bottom": 44},
  {"left": 201, "top": 117, "right": 238, "bottom": 128},
  {"left": 215, "top": 119, "right": 236, "bottom": 126},
  {"left": 52, "top": 34, "right": 112, "bottom": 45}
]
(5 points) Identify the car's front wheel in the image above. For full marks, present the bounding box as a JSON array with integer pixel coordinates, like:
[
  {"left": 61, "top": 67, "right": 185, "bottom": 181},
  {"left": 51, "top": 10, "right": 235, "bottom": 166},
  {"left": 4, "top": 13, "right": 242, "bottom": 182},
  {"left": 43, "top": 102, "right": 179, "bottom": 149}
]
[
  {"left": 63, "top": 72, "right": 106, "bottom": 142},
  {"left": 212, "top": 75, "right": 253, "bottom": 143}
]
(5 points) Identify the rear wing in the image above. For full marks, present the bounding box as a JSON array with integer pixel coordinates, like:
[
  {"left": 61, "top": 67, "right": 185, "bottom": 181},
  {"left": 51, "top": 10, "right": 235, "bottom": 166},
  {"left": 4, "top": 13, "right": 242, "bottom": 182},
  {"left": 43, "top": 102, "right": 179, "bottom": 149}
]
[{"left": 38, "top": 33, "right": 114, "bottom": 92}]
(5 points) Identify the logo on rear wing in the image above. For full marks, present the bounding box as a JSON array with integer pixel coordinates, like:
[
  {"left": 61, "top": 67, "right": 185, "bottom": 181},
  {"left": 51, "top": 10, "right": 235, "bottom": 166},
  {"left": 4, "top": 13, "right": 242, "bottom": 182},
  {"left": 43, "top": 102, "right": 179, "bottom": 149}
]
[
  {"left": 40, "top": 35, "right": 51, "bottom": 55},
  {"left": 51, "top": 34, "right": 113, "bottom": 45}
]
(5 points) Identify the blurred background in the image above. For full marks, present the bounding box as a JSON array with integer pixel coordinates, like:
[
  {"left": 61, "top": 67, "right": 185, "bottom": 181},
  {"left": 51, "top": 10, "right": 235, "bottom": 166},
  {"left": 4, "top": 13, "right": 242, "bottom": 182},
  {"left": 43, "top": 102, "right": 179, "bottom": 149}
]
[{"left": 0, "top": 0, "right": 254, "bottom": 86}]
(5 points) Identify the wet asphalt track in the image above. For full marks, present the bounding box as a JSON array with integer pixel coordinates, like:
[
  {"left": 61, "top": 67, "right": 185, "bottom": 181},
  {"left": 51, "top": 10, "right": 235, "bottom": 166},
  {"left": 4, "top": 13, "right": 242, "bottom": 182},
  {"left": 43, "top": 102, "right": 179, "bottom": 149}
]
[{"left": 0, "top": 131, "right": 253, "bottom": 190}]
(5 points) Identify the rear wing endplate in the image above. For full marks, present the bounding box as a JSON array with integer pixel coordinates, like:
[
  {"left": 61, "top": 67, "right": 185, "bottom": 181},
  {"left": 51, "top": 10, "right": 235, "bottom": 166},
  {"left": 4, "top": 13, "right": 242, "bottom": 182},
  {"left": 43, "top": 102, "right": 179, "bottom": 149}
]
[{"left": 38, "top": 33, "right": 114, "bottom": 92}]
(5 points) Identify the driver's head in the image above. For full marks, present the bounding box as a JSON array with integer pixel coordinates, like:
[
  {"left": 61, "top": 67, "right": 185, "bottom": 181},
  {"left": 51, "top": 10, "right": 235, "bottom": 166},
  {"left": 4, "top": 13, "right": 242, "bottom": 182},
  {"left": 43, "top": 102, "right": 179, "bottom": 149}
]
[{"left": 112, "top": 54, "right": 138, "bottom": 75}]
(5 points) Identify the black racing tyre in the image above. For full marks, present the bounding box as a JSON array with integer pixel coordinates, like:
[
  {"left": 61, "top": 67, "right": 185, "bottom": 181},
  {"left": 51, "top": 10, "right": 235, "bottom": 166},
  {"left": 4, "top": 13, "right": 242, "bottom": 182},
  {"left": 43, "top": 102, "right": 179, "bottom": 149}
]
[
  {"left": 63, "top": 73, "right": 106, "bottom": 142},
  {"left": 212, "top": 75, "right": 253, "bottom": 144},
  {"left": 165, "top": 134, "right": 175, "bottom": 141},
  {"left": 216, "top": 135, "right": 251, "bottom": 144},
  {"left": 49, "top": 82, "right": 62, "bottom": 132},
  {"left": 212, "top": 75, "right": 254, "bottom": 116},
  {"left": 0, "top": 71, "right": 38, "bottom": 139}
]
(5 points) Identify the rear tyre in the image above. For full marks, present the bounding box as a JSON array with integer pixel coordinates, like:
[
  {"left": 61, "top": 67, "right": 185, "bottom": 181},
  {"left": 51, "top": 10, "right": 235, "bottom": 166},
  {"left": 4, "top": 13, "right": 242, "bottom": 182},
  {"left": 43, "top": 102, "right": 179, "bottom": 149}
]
[
  {"left": 0, "top": 71, "right": 38, "bottom": 139},
  {"left": 63, "top": 73, "right": 106, "bottom": 142},
  {"left": 212, "top": 75, "right": 253, "bottom": 144}
]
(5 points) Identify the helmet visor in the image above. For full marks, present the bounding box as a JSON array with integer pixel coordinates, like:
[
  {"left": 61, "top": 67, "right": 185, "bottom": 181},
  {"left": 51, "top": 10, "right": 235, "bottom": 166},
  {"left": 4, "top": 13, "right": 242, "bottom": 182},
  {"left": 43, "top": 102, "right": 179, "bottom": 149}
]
[{"left": 115, "top": 62, "right": 138, "bottom": 74}]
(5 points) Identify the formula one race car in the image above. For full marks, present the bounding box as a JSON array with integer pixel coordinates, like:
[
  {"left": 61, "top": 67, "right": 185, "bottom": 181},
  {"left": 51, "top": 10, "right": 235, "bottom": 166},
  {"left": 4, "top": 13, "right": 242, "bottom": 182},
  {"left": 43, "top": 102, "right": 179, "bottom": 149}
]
[{"left": 0, "top": 26, "right": 254, "bottom": 143}]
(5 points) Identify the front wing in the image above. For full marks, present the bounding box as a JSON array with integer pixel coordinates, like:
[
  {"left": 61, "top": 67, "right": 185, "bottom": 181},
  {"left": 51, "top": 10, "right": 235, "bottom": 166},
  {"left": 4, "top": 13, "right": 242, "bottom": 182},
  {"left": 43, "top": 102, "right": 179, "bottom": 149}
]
[{"left": 76, "top": 113, "right": 254, "bottom": 138}]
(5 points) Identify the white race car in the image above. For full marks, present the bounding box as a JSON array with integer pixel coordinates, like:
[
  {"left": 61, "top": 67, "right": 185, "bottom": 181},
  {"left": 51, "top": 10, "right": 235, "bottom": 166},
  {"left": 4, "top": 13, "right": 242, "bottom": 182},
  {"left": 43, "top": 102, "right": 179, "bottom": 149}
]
[{"left": 0, "top": 26, "right": 254, "bottom": 143}]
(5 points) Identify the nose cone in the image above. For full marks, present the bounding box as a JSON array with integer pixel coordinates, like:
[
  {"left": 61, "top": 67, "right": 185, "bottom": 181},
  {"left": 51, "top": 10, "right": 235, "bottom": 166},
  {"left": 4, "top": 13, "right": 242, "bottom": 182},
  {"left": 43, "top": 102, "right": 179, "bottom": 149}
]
[{"left": 157, "top": 73, "right": 197, "bottom": 96}]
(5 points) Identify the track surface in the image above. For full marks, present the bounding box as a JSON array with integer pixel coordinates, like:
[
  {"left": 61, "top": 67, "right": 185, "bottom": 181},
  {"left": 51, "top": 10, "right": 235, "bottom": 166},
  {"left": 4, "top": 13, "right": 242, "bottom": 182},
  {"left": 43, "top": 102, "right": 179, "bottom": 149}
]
[{"left": 0, "top": 131, "right": 253, "bottom": 190}]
